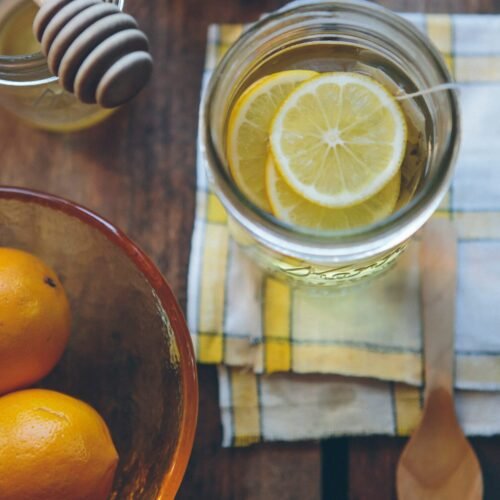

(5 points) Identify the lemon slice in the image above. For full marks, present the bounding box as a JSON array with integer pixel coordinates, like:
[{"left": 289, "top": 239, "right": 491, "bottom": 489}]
[
  {"left": 227, "top": 70, "right": 318, "bottom": 211},
  {"left": 270, "top": 72, "right": 407, "bottom": 208},
  {"left": 266, "top": 155, "right": 401, "bottom": 231}
]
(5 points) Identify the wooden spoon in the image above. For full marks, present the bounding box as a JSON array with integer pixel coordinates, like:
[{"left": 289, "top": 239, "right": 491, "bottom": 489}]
[
  {"left": 32, "top": 0, "right": 153, "bottom": 108},
  {"left": 396, "top": 219, "right": 483, "bottom": 500}
]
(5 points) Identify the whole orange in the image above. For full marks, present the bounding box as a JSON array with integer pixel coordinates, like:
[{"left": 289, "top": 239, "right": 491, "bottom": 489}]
[
  {"left": 0, "top": 247, "right": 71, "bottom": 395},
  {"left": 0, "top": 389, "right": 119, "bottom": 500}
]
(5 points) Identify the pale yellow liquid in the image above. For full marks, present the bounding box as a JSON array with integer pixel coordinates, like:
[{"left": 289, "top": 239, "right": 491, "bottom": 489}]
[
  {"left": 229, "top": 43, "right": 429, "bottom": 216},
  {"left": 226, "top": 43, "right": 430, "bottom": 287},
  {"left": 0, "top": 0, "right": 39, "bottom": 55},
  {"left": 0, "top": 0, "right": 114, "bottom": 132}
]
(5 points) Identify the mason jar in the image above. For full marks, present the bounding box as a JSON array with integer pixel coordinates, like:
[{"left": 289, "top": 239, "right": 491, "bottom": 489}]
[
  {"left": 201, "top": 0, "right": 460, "bottom": 288},
  {"left": 0, "top": 0, "right": 123, "bottom": 132}
]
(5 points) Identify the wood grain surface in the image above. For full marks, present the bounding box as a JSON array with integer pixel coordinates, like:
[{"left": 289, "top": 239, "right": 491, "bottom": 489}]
[{"left": 1, "top": 0, "right": 500, "bottom": 499}]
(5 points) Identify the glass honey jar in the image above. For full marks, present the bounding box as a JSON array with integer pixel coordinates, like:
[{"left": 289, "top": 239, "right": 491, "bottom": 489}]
[{"left": 0, "top": 0, "right": 123, "bottom": 132}]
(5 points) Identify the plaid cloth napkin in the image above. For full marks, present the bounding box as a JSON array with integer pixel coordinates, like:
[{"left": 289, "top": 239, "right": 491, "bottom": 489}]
[{"left": 188, "top": 14, "right": 500, "bottom": 446}]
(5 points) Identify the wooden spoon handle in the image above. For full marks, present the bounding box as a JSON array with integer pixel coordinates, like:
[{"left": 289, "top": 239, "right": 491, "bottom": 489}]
[{"left": 420, "top": 218, "right": 457, "bottom": 397}]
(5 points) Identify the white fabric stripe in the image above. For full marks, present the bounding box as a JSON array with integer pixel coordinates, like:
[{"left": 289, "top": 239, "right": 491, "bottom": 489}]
[
  {"left": 218, "top": 366, "right": 234, "bottom": 447},
  {"left": 187, "top": 218, "right": 205, "bottom": 355},
  {"left": 223, "top": 241, "right": 263, "bottom": 342}
]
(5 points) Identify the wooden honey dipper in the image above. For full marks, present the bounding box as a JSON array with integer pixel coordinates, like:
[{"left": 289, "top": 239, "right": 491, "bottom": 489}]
[{"left": 32, "top": 0, "right": 153, "bottom": 108}]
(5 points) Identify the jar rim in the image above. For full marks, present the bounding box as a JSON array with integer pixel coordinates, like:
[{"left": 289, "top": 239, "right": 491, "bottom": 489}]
[{"left": 202, "top": 0, "right": 461, "bottom": 262}]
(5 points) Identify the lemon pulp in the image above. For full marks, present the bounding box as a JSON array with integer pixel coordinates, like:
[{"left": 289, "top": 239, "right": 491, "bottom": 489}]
[
  {"left": 226, "top": 70, "right": 318, "bottom": 211},
  {"left": 266, "top": 155, "right": 401, "bottom": 231},
  {"left": 270, "top": 72, "right": 407, "bottom": 208}
]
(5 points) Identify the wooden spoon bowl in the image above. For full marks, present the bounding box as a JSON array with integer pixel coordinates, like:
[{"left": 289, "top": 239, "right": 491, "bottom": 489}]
[{"left": 397, "top": 388, "right": 483, "bottom": 499}]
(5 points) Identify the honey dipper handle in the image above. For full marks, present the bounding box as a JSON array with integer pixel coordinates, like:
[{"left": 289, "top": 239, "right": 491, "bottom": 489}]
[{"left": 420, "top": 219, "right": 457, "bottom": 398}]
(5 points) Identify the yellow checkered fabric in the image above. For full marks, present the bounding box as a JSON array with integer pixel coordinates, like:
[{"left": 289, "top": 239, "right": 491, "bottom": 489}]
[
  {"left": 188, "top": 14, "right": 500, "bottom": 445},
  {"left": 218, "top": 367, "right": 500, "bottom": 446}
]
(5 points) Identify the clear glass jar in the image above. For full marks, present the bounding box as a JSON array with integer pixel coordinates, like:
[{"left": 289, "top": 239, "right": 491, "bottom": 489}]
[
  {"left": 201, "top": 0, "right": 460, "bottom": 288},
  {"left": 0, "top": 0, "right": 124, "bottom": 132}
]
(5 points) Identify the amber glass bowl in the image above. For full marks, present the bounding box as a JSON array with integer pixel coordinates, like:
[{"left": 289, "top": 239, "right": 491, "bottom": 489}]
[{"left": 0, "top": 187, "right": 198, "bottom": 499}]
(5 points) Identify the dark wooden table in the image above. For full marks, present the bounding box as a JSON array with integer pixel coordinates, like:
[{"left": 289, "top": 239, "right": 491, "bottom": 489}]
[{"left": 2, "top": 0, "right": 500, "bottom": 498}]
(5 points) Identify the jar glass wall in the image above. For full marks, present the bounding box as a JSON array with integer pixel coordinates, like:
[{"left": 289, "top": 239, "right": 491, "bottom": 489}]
[
  {"left": 201, "top": 0, "right": 460, "bottom": 287},
  {"left": 0, "top": 0, "right": 124, "bottom": 132}
]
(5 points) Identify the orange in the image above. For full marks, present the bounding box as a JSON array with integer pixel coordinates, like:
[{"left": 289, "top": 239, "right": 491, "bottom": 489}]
[
  {"left": 0, "top": 389, "right": 119, "bottom": 500},
  {"left": 0, "top": 247, "right": 71, "bottom": 395}
]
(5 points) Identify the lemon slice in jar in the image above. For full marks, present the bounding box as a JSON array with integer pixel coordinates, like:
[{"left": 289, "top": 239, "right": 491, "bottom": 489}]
[
  {"left": 266, "top": 155, "right": 401, "bottom": 231},
  {"left": 270, "top": 72, "right": 407, "bottom": 208},
  {"left": 226, "top": 70, "right": 318, "bottom": 211}
]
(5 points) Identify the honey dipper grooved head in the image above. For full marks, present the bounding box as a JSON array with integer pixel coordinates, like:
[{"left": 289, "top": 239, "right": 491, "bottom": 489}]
[
  {"left": 59, "top": 13, "right": 138, "bottom": 92},
  {"left": 39, "top": 0, "right": 100, "bottom": 56},
  {"left": 75, "top": 28, "right": 150, "bottom": 104},
  {"left": 33, "top": 0, "right": 153, "bottom": 108}
]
